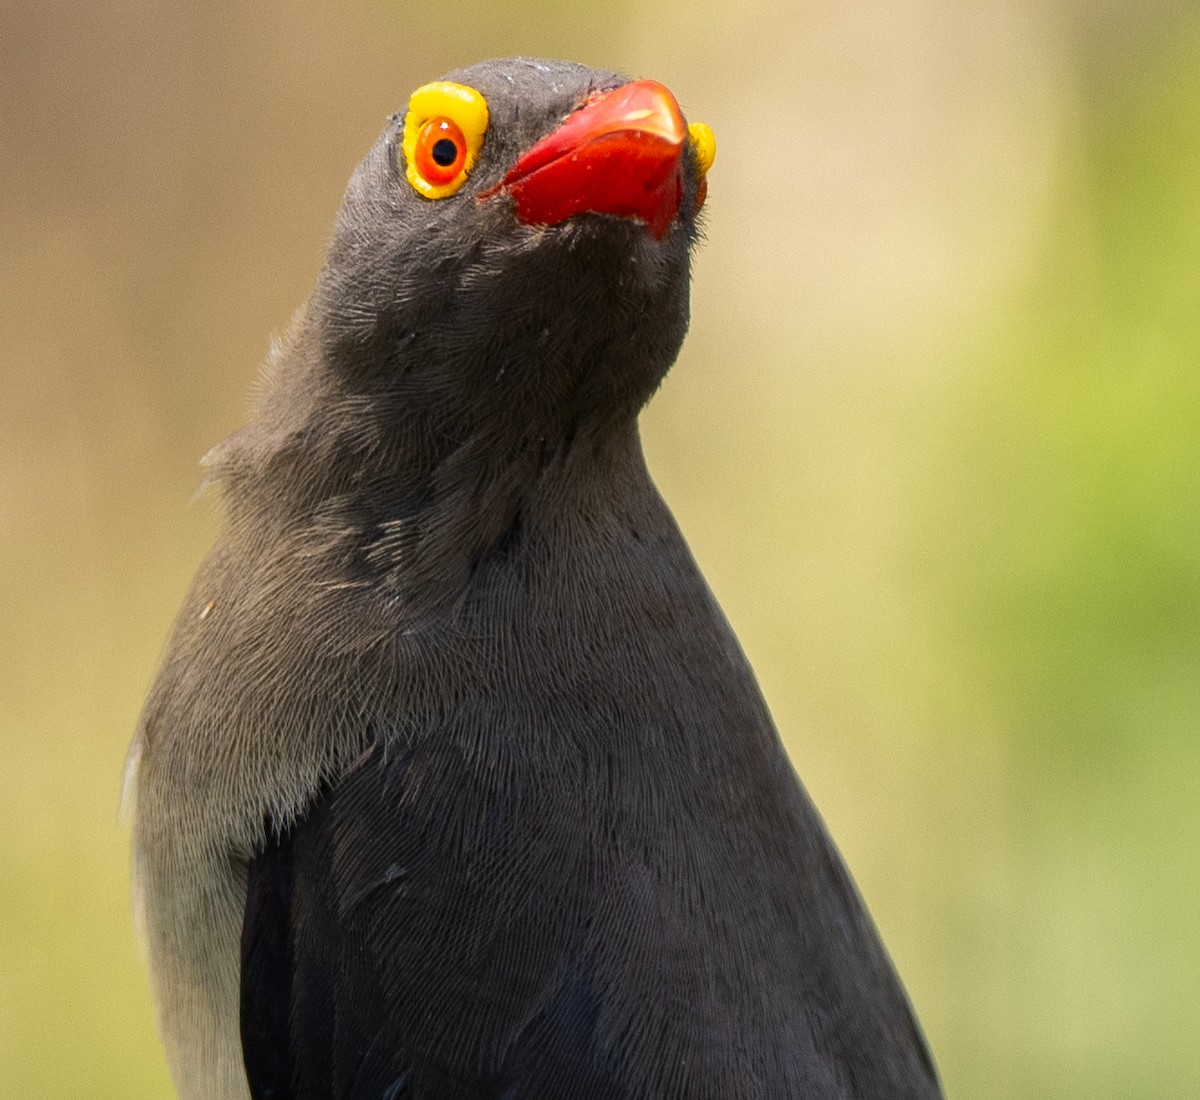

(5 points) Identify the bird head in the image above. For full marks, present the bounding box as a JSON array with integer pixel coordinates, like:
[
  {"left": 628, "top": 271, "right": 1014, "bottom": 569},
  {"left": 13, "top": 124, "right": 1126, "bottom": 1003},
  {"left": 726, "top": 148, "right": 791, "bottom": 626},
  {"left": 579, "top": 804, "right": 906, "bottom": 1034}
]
[{"left": 308, "top": 58, "right": 715, "bottom": 445}]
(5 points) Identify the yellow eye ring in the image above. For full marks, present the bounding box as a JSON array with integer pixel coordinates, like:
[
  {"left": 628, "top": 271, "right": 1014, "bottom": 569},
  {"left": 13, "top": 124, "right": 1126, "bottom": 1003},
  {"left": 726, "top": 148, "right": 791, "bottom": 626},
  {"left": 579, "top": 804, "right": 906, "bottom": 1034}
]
[
  {"left": 686, "top": 120, "right": 716, "bottom": 213},
  {"left": 687, "top": 121, "right": 716, "bottom": 177},
  {"left": 402, "top": 81, "right": 489, "bottom": 199}
]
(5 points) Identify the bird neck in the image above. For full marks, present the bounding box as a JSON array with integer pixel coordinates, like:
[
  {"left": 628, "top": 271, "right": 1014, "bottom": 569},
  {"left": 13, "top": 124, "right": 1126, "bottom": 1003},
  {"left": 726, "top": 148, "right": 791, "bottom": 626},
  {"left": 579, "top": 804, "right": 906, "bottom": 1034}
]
[{"left": 210, "top": 334, "right": 659, "bottom": 625}]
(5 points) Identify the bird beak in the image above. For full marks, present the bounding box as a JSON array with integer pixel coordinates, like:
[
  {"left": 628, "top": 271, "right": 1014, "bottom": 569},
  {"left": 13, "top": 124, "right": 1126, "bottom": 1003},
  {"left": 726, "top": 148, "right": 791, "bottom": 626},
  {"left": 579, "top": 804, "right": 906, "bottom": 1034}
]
[{"left": 482, "top": 80, "right": 689, "bottom": 240}]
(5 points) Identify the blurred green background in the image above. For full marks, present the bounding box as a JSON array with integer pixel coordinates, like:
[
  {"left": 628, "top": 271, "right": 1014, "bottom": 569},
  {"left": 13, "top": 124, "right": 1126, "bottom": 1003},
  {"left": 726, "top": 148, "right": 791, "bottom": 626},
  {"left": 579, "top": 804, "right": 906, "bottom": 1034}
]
[{"left": 2, "top": 1, "right": 1198, "bottom": 1096}]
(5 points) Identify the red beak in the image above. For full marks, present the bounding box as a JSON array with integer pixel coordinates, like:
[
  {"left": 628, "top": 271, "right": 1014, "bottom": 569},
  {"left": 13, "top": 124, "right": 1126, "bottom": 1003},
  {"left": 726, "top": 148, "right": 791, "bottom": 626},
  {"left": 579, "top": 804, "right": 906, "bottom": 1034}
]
[{"left": 481, "top": 80, "right": 688, "bottom": 240}]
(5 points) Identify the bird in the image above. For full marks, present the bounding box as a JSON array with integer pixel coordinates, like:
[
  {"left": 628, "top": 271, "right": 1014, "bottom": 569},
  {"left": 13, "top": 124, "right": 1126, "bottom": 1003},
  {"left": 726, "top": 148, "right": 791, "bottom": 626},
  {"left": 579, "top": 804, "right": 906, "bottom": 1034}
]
[{"left": 125, "top": 56, "right": 942, "bottom": 1100}]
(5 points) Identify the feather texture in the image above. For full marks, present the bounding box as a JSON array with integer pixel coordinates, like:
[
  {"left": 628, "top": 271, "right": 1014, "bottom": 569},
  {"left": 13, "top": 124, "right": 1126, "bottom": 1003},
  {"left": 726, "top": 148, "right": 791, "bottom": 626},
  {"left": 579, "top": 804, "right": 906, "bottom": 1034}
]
[{"left": 129, "top": 57, "right": 941, "bottom": 1100}]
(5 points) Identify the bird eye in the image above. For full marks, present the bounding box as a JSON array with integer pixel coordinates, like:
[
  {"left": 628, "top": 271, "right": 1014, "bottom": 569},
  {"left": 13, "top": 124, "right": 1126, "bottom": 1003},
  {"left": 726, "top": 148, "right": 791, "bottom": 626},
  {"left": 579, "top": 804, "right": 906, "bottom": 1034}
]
[
  {"left": 415, "top": 117, "right": 468, "bottom": 185},
  {"left": 401, "top": 81, "right": 489, "bottom": 199}
]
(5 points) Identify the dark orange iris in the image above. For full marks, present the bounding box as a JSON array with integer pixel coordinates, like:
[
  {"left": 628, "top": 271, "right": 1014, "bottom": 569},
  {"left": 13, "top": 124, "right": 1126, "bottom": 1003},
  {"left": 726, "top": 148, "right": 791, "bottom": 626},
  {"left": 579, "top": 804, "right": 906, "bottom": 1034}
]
[{"left": 413, "top": 117, "right": 467, "bottom": 187}]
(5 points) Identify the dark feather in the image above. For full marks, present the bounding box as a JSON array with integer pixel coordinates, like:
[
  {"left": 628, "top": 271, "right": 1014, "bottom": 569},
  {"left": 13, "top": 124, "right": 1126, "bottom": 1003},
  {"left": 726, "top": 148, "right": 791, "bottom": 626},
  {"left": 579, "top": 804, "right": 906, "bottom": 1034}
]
[
  {"left": 239, "top": 464, "right": 939, "bottom": 1097},
  {"left": 137, "top": 55, "right": 942, "bottom": 1100}
]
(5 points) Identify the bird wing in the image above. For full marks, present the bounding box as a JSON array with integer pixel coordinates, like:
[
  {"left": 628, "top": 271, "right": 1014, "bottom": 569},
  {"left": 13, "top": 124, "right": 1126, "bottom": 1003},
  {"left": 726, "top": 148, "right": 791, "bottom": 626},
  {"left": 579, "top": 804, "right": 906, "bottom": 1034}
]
[{"left": 239, "top": 736, "right": 634, "bottom": 1100}]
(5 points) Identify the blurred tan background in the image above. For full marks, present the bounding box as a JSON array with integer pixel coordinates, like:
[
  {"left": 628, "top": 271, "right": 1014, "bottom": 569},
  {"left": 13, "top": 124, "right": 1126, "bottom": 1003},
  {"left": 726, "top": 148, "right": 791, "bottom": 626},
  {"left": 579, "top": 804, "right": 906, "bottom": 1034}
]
[{"left": 3, "top": 1, "right": 1198, "bottom": 1096}]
